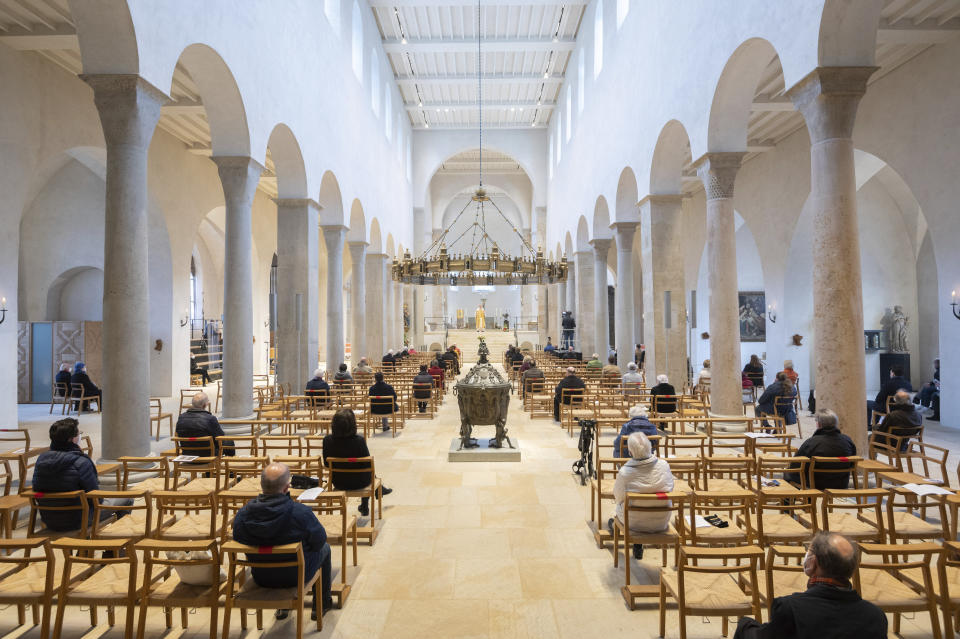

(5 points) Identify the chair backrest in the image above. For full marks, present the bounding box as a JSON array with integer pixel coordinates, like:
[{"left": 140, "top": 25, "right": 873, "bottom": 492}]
[
  {"left": 172, "top": 435, "right": 216, "bottom": 458},
  {"left": 369, "top": 395, "right": 396, "bottom": 414},
  {"left": 89, "top": 488, "right": 150, "bottom": 536},
  {"left": 684, "top": 489, "right": 755, "bottom": 545},
  {"left": 260, "top": 435, "right": 303, "bottom": 457},
  {"left": 622, "top": 490, "right": 687, "bottom": 534},
  {"left": 560, "top": 387, "right": 585, "bottom": 404},
  {"left": 221, "top": 456, "right": 270, "bottom": 482},
  {"left": 151, "top": 490, "right": 218, "bottom": 538},
  {"left": 149, "top": 398, "right": 163, "bottom": 416},
  {"left": 25, "top": 490, "right": 90, "bottom": 536},
  {"left": 119, "top": 456, "right": 171, "bottom": 491},
  {"left": 665, "top": 457, "right": 703, "bottom": 491},
  {"left": 272, "top": 455, "right": 324, "bottom": 482},
  {"left": 135, "top": 538, "right": 221, "bottom": 598},
  {"left": 221, "top": 540, "right": 306, "bottom": 601},
  {"left": 704, "top": 456, "right": 753, "bottom": 490},
  {"left": 652, "top": 394, "right": 677, "bottom": 414},
  {"left": 51, "top": 537, "right": 137, "bottom": 599},
  {"left": 756, "top": 455, "right": 809, "bottom": 490},
  {"left": 663, "top": 434, "right": 707, "bottom": 459},
  {"left": 324, "top": 456, "right": 375, "bottom": 488},
  {"left": 808, "top": 455, "right": 862, "bottom": 489},
  {"left": 218, "top": 435, "right": 259, "bottom": 457},
  {"left": 0, "top": 428, "right": 33, "bottom": 454}
]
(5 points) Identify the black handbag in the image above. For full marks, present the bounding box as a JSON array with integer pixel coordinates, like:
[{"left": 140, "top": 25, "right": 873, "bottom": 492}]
[{"left": 290, "top": 474, "right": 319, "bottom": 489}]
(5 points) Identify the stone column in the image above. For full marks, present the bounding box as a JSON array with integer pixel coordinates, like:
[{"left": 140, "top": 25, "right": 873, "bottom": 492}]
[
  {"left": 789, "top": 66, "right": 876, "bottom": 451},
  {"left": 694, "top": 153, "right": 744, "bottom": 416},
  {"left": 612, "top": 222, "right": 638, "bottom": 371},
  {"left": 403, "top": 284, "right": 413, "bottom": 347},
  {"left": 365, "top": 252, "right": 386, "bottom": 358},
  {"left": 591, "top": 239, "right": 612, "bottom": 358},
  {"left": 575, "top": 250, "right": 594, "bottom": 355},
  {"left": 347, "top": 241, "right": 367, "bottom": 362},
  {"left": 557, "top": 280, "right": 568, "bottom": 321},
  {"left": 393, "top": 280, "right": 403, "bottom": 348},
  {"left": 322, "top": 225, "right": 347, "bottom": 370},
  {"left": 275, "top": 199, "right": 320, "bottom": 392},
  {"left": 638, "top": 195, "right": 687, "bottom": 386},
  {"left": 536, "top": 285, "right": 548, "bottom": 344},
  {"left": 81, "top": 75, "right": 166, "bottom": 458}
]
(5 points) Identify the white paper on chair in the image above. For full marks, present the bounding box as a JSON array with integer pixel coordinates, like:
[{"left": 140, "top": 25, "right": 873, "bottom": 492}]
[
  {"left": 172, "top": 455, "right": 198, "bottom": 462},
  {"left": 694, "top": 515, "right": 713, "bottom": 528},
  {"left": 900, "top": 483, "right": 953, "bottom": 496},
  {"left": 743, "top": 432, "right": 775, "bottom": 439},
  {"left": 297, "top": 486, "right": 325, "bottom": 501}
]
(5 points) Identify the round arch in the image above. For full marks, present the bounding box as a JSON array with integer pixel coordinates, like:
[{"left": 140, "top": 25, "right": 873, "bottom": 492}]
[
  {"left": 575, "top": 215, "right": 590, "bottom": 252},
  {"left": 592, "top": 196, "right": 611, "bottom": 239},
  {"left": 318, "top": 171, "right": 345, "bottom": 226},
  {"left": 347, "top": 199, "right": 366, "bottom": 244},
  {"left": 650, "top": 120, "right": 693, "bottom": 195},
  {"left": 708, "top": 38, "right": 780, "bottom": 152},
  {"left": 265, "top": 123, "right": 307, "bottom": 199},
  {"left": 615, "top": 167, "right": 639, "bottom": 222},
  {"left": 369, "top": 218, "right": 383, "bottom": 253}
]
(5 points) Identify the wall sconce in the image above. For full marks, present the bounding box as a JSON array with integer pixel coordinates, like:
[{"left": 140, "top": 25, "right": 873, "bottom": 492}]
[
  {"left": 767, "top": 304, "right": 777, "bottom": 324},
  {"left": 952, "top": 290, "right": 960, "bottom": 321},
  {"left": 264, "top": 320, "right": 270, "bottom": 328},
  {"left": 0, "top": 297, "right": 6, "bottom": 325},
  {"left": 179, "top": 310, "right": 189, "bottom": 327}
]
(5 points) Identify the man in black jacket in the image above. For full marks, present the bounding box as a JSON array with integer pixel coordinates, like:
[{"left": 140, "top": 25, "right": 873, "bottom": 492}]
[
  {"left": 734, "top": 532, "right": 886, "bottom": 638},
  {"left": 175, "top": 392, "right": 234, "bottom": 456},
  {"left": 305, "top": 369, "right": 330, "bottom": 406},
  {"left": 69, "top": 362, "right": 101, "bottom": 412},
  {"left": 874, "top": 390, "right": 922, "bottom": 451},
  {"left": 649, "top": 374, "right": 677, "bottom": 415},
  {"left": 561, "top": 311, "right": 575, "bottom": 349},
  {"left": 232, "top": 462, "right": 333, "bottom": 620},
  {"left": 382, "top": 349, "right": 396, "bottom": 366},
  {"left": 412, "top": 365, "right": 434, "bottom": 413},
  {"left": 368, "top": 372, "right": 398, "bottom": 432},
  {"left": 554, "top": 367, "right": 586, "bottom": 421},
  {"left": 442, "top": 347, "right": 460, "bottom": 375},
  {"left": 54, "top": 363, "right": 72, "bottom": 396},
  {"left": 868, "top": 365, "right": 912, "bottom": 427},
  {"left": 785, "top": 409, "right": 856, "bottom": 489}
]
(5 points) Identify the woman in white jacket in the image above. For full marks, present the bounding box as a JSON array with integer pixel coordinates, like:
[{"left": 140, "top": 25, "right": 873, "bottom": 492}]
[{"left": 609, "top": 432, "right": 675, "bottom": 560}]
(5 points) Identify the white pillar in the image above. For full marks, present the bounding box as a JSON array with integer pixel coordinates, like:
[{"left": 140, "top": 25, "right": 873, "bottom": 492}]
[
  {"left": 322, "top": 225, "right": 347, "bottom": 370},
  {"left": 393, "top": 280, "right": 403, "bottom": 348},
  {"left": 638, "top": 195, "right": 687, "bottom": 386},
  {"left": 365, "top": 252, "right": 386, "bottom": 358},
  {"left": 566, "top": 265, "right": 576, "bottom": 327},
  {"left": 789, "top": 66, "right": 876, "bottom": 451},
  {"left": 591, "top": 239, "right": 612, "bottom": 357},
  {"left": 575, "top": 250, "right": 594, "bottom": 355},
  {"left": 347, "top": 241, "right": 367, "bottom": 362},
  {"left": 694, "top": 153, "right": 744, "bottom": 416},
  {"left": 403, "top": 284, "right": 413, "bottom": 347},
  {"left": 276, "top": 199, "right": 320, "bottom": 392},
  {"left": 612, "top": 222, "right": 638, "bottom": 371},
  {"left": 81, "top": 74, "right": 166, "bottom": 458}
]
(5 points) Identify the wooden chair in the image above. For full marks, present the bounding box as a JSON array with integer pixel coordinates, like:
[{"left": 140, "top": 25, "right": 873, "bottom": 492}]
[
  {"left": 273, "top": 455, "right": 324, "bottom": 486},
  {"left": 748, "top": 488, "right": 820, "bottom": 548},
  {"left": 260, "top": 434, "right": 304, "bottom": 457},
  {"left": 614, "top": 491, "right": 687, "bottom": 609},
  {"left": 217, "top": 435, "right": 259, "bottom": 458},
  {"left": 221, "top": 540, "right": 322, "bottom": 637},
  {"left": 69, "top": 382, "right": 101, "bottom": 413},
  {"left": 665, "top": 456, "right": 703, "bottom": 492},
  {"left": 369, "top": 396, "right": 400, "bottom": 437},
  {"left": 24, "top": 490, "right": 92, "bottom": 540},
  {"left": 590, "top": 456, "right": 626, "bottom": 546},
  {"left": 902, "top": 440, "right": 950, "bottom": 485},
  {"left": 663, "top": 434, "right": 707, "bottom": 459},
  {"left": 50, "top": 382, "right": 70, "bottom": 415},
  {"left": 170, "top": 436, "right": 221, "bottom": 492},
  {"left": 703, "top": 456, "right": 753, "bottom": 491},
  {"left": 411, "top": 382, "right": 435, "bottom": 418},
  {"left": 857, "top": 542, "right": 942, "bottom": 639},
  {"left": 300, "top": 491, "right": 357, "bottom": 606},
  {"left": 814, "top": 488, "right": 887, "bottom": 542},
  {"left": 51, "top": 537, "right": 139, "bottom": 639},
  {"left": 152, "top": 490, "right": 218, "bottom": 541},
  {"left": 0, "top": 537, "right": 57, "bottom": 636},
  {"left": 221, "top": 455, "right": 270, "bottom": 485},
  {"left": 134, "top": 538, "right": 225, "bottom": 639},
  {"left": 89, "top": 488, "right": 159, "bottom": 542},
  {"left": 560, "top": 388, "right": 589, "bottom": 436},
  {"left": 807, "top": 455, "right": 863, "bottom": 490},
  {"left": 756, "top": 455, "right": 809, "bottom": 491},
  {"left": 879, "top": 485, "right": 948, "bottom": 544},
  {"left": 119, "top": 455, "right": 178, "bottom": 493},
  {"left": 525, "top": 380, "right": 554, "bottom": 419},
  {"left": 756, "top": 544, "right": 813, "bottom": 615},
  {"left": 683, "top": 489, "right": 755, "bottom": 547},
  {"left": 150, "top": 398, "right": 174, "bottom": 441},
  {"left": 659, "top": 545, "right": 764, "bottom": 639},
  {"left": 324, "top": 456, "right": 382, "bottom": 544},
  {"left": 931, "top": 541, "right": 960, "bottom": 638}
]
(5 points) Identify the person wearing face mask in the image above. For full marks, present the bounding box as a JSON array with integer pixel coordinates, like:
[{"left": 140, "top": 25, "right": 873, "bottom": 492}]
[{"left": 733, "top": 532, "right": 886, "bottom": 638}]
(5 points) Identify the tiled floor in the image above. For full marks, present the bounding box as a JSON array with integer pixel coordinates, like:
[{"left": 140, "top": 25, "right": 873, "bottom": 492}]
[{"left": 10, "top": 374, "right": 955, "bottom": 638}]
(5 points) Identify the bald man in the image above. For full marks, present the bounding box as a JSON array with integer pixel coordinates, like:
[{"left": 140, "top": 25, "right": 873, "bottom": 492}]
[
  {"left": 553, "top": 366, "right": 585, "bottom": 421},
  {"left": 734, "top": 532, "right": 886, "bottom": 638},
  {"left": 232, "top": 463, "right": 333, "bottom": 620},
  {"left": 175, "top": 392, "right": 234, "bottom": 456}
]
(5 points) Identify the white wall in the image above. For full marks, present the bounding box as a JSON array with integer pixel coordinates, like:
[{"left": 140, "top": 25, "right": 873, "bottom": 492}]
[{"left": 59, "top": 269, "right": 104, "bottom": 321}]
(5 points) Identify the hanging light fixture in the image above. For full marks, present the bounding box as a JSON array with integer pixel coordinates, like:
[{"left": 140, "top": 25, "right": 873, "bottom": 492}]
[{"left": 393, "top": 0, "right": 567, "bottom": 287}]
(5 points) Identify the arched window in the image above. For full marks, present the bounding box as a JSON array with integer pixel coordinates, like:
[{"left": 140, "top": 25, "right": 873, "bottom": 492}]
[
  {"left": 593, "top": 0, "right": 603, "bottom": 79},
  {"left": 616, "top": 0, "right": 629, "bottom": 30},
  {"left": 351, "top": 1, "right": 363, "bottom": 82},
  {"left": 577, "top": 49, "right": 585, "bottom": 114},
  {"left": 385, "top": 89, "right": 393, "bottom": 140},
  {"left": 325, "top": 0, "right": 341, "bottom": 36},
  {"left": 565, "top": 85, "right": 572, "bottom": 143},
  {"left": 371, "top": 52, "right": 380, "bottom": 115}
]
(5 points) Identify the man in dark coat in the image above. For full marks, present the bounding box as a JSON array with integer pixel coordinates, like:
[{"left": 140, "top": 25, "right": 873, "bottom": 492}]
[
  {"left": 868, "top": 365, "right": 912, "bottom": 427},
  {"left": 785, "top": 409, "right": 856, "bottom": 489},
  {"left": 554, "top": 367, "right": 586, "bottom": 421},
  {"left": 175, "top": 392, "right": 234, "bottom": 456},
  {"left": 441, "top": 347, "right": 460, "bottom": 375},
  {"left": 381, "top": 349, "right": 396, "bottom": 366},
  {"left": 69, "top": 362, "right": 101, "bottom": 412},
  {"left": 368, "top": 372, "right": 398, "bottom": 431},
  {"left": 54, "top": 363, "right": 72, "bottom": 395},
  {"left": 874, "top": 390, "right": 922, "bottom": 451},
  {"left": 412, "top": 365, "right": 434, "bottom": 412},
  {"left": 734, "top": 532, "right": 886, "bottom": 639},
  {"left": 561, "top": 311, "right": 576, "bottom": 349},
  {"left": 305, "top": 369, "right": 330, "bottom": 405},
  {"left": 649, "top": 374, "right": 677, "bottom": 415},
  {"left": 232, "top": 463, "right": 333, "bottom": 620}
]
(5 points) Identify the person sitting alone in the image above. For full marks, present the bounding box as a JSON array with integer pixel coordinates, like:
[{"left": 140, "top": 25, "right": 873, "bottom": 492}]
[
  {"left": 779, "top": 359, "right": 799, "bottom": 386},
  {"left": 650, "top": 374, "right": 677, "bottom": 416},
  {"left": 190, "top": 352, "right": 211, "bottom": 385},
  {"left": 231, "top": 462, "right": 333, "bottom": 620},
  {"left": 428, "top": 359, "right": 445, "bottom": 389},
  {"left": 785, "top": 409, "right": 855, "bottom": 489},
  {"left": 333, "top": 363, "right": 353, "bottom": 384},
  {"left": 32, "top": 418, "right": 132, "bottom": 531},
  {"left": 614, "top": 406, "right": 659, "bottom": 458},
  {"left": 873, "top": 390, "right": 922, "bottom": 452},
  {"left": 322, "top": 409, "right": 392, "bottom": 516},
  {"left": 70, "top": 362, "right": 101, "bottom": 412},
  {"left": 412, "top": 365, "right": 434, "bottom": 413},
  {"left": 520, "top": 359, "right": 545, "bottom": 398},
  {"left": 734, "top": 531, "right": 887, "bottom": 638},
  {"left": 695, "top": 359, "right": 711, "bottom": 390},
  {"left": 381, "top": 349, "right": 396, "bottom": 366},
  {"left": 608, "top": 432, "right": 674, "bottom": 560},
  {"left": 742, "top": 354, "right": 764, "bottom": 388},
  {"left": 305, "top": 369, "right": 330, "bottom": 405},
  {"left": 543, "top": 337, "right": 556, "bottom": 352},
  {"left": 602, "top": 355, "right": 621, "bottom": 381},
  {"left": 585, "top": 353, "right": 603, "bottom": 370},
  {"left": 368, "top": 372, "right": 398, "bottom": 432},
  {"left": 756, "top": 372, "right": 797, "bottom": 429},
  {"left": 622, "top": 362, "right": 644, "bottom": 398},
  {"left": 352, "top": 357, "right": 373, "bottom": 377},
  {"left": 867, "top": 365, "right": 912, "bottom": 427},
  {"left": 54, "top": 363, "right": 72, "bottom": 396},
  {"left": 553, "top": 367, "right": 586, "bottom": 421},
  {"left": 175, "top": 392, "right": 234, "bottom": 456}
]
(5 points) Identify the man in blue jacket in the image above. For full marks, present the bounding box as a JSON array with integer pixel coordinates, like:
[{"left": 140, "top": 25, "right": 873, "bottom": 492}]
[
  {"left": 233, "top": 462, "right": 333, "bottom": 620},
  {"left": 613, "top": 405, "right": 659, "bottom": 457}
]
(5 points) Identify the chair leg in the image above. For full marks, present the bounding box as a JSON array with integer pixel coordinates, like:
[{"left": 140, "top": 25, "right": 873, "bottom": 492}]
[
  {"left": 31, "top": 603, "right": 39, "bottom": 626},
  {"left": 16, "top": 604, "right": 24, "bottom": 625},
  {"left": 124, "top": 604, "right": 134, "bottom": 639},
  {"left": 181, "top": 607, "right": 189, "bottom": 628},
  {"left": 209, "top": 603, "right": 219, "bottom": 639},
  {"left": 658, "top": 581, "right": 667, "bottom": 638},
  {"left": 221, "top": 601, "right": 233, "bottom": 639},
  {"left": 108, "top": 604, "right": 116, "bottom": 627},
  {"left": 53, "top": 599, "right": 66, "bottom": 639}
]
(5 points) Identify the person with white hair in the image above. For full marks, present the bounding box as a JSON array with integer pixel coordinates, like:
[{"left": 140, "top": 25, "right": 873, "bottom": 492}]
[
  {"left": 609, "top": 431, "right": 675, "bottom": 560},
  {"left": 305, "top": 368, "right": 330, "bottom": 405},
  {"left": 622, "top": 362, "right": 644, "bottom": 396},
  {"left": 614, "top": 405, "right": 659, "bottom": 458},
  {"left": 382, "top": 349, "right": 396, "bottom": 366},
  {"left": 650, "top": 374, "right": 677, "bottom": 415},
  {"left": 695, "top": 358, "right": 711, "bottom": 389},
  {"left": 175, "top": 391, "right": 234, "bottom": 456},
  {"left": 586, "top": 353, "right": 603, "bottom": 370}
]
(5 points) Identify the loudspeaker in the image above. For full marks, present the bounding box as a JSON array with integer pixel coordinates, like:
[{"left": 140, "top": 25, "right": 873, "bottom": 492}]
[
  {"left": 690, "top": 290, "right": 697, "bottom": 328},
  {"left": 664, "top": 290, "right": 672, "bottom": 329}
]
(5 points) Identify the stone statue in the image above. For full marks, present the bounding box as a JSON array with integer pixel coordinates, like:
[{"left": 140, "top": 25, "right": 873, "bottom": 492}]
[{"left": 890, "top": 305, "right": 909, "bottom": 352}]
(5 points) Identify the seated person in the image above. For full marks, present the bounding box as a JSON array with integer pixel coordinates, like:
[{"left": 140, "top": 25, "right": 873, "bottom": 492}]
[
  {"left": 614, "top": 406, "right": 659, "bottom": 458},
  {"left": 520, "top": 359, "right": 545, "bottom": 398},
  {"left": 381, "top": 349, "right": 396, "bottom": 366},
  {"left": 305, "top": 368, "right": 330, "bottom": 404},
  {"left": 368, "top": 372, "right": 398, "bottom": 432},
  {"left": 54, "top": 363, "right": 72, "bottom": 395},
  {"left": 553, "top": 367, "right": 586, "bottom": 421},
  {"left": 867, "top": 365, "right": 912, "bottom": 427},
  {"left": 785, "top": 409, "right": 856, "bottom": 489},
  {"left": 518, "top": 355, "right": 534, "bottom": 375},
  {"left": 585, "top": 353, "right": 603, "bottom": 370},
  {"left": 232, "top": 463, "right": 333, "bottom": 620},
  {"left": 742, "top": 372, "right": 754, "bottom": 389},
  {"left": 333, "top": 362, "right": 353, "bottom": 384},
  {"left": 428, "top": 359, "right": 445, "bottom": 388},
  {"left": 695, "top": 359, "right": 711, "bottom": 389},
  {"left": 779, "top": 359, "right": 799, "bottom": 386},
  {"left": 70, "top": 362, "right": 101, "bottom": 412},
  {"left": 650, "top": 374, "right": 677, "bottom": 415},
  {"left": 412, "top": 365, "right": 434, "bottom": 413},
  {"left": 190, "top": 352, "right": 211, "bottom": 385},
  {"left": 543, "top": 337, "right": 556, "bottom": 352},
  {"left": 734, "top": 532, "right": 886, "bottom": 638},
  {"left": 621, "top": 363, "right": 644, "bottom": 397},
  {"left": 322, "top": 409, "right": 391, "bottom": 516},
  {"left": 609, "top": 432, "right": 674, "bottom": 560},
  {"left": 32, "top": 418, "right": 132, "bottom": 531},
  {"left": 917, "top": 358, "right": 940, "bottom": 420},
  {"left": 601, "top": 355, "right": 621, "bottom": 380},
  {"left": 442, "top": 348, "right": 460, "bottom": 375},
  {"left": 175, "top": 392, "right": 234, "bottom": 456},
  {"left": 873, "top": 390, "right": 922, "bottom": 451},
  {"left": 756, "top": 373, "right": 797, "bottom": 427},
  {"left": 742, "top": 354, "right": 764, "bottom": 388},
  {"left": 352, "top": 357, "right": 373, "bottom": 377}
]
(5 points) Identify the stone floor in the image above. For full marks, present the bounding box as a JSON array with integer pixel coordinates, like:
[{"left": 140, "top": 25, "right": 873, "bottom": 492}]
[{"left": 10, "top": 373, "right": 956, "bottom": 638}]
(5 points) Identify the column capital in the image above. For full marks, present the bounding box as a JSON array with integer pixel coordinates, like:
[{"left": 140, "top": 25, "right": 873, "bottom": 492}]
[
  {"left": 787, "top": 66, "right": 879, "bottom": 143},
  {"left": 80, "top": 74, "right": 169, "bottom": 149},
  {"left": 211, "top": 155, "right": 266, "bottom": 174},
  {"left": 274, "top": 197, "right": 322, "bottom": 211},
  {"left": 692, "top": 152, "right": 745, "bottom": 201},
  {"left": 636, "top": 194, "right": 684, "bottom": 208},
  {"left": 347, "top": 240, "right": 369, "bottom": 248},
  {"left": 320, "top": 224, "right": 348, "bottom": 234},
  {"left": 610, "top": 220, "right": 639, "bottom": 231},
  {"left": 589, "top": 237, "right": 613, "bottom": 254}
]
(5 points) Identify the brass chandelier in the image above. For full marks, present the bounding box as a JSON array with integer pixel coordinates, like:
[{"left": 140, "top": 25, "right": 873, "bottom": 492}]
[{"left": 391, "top": 0, "right": 568, "bottom": 287}]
